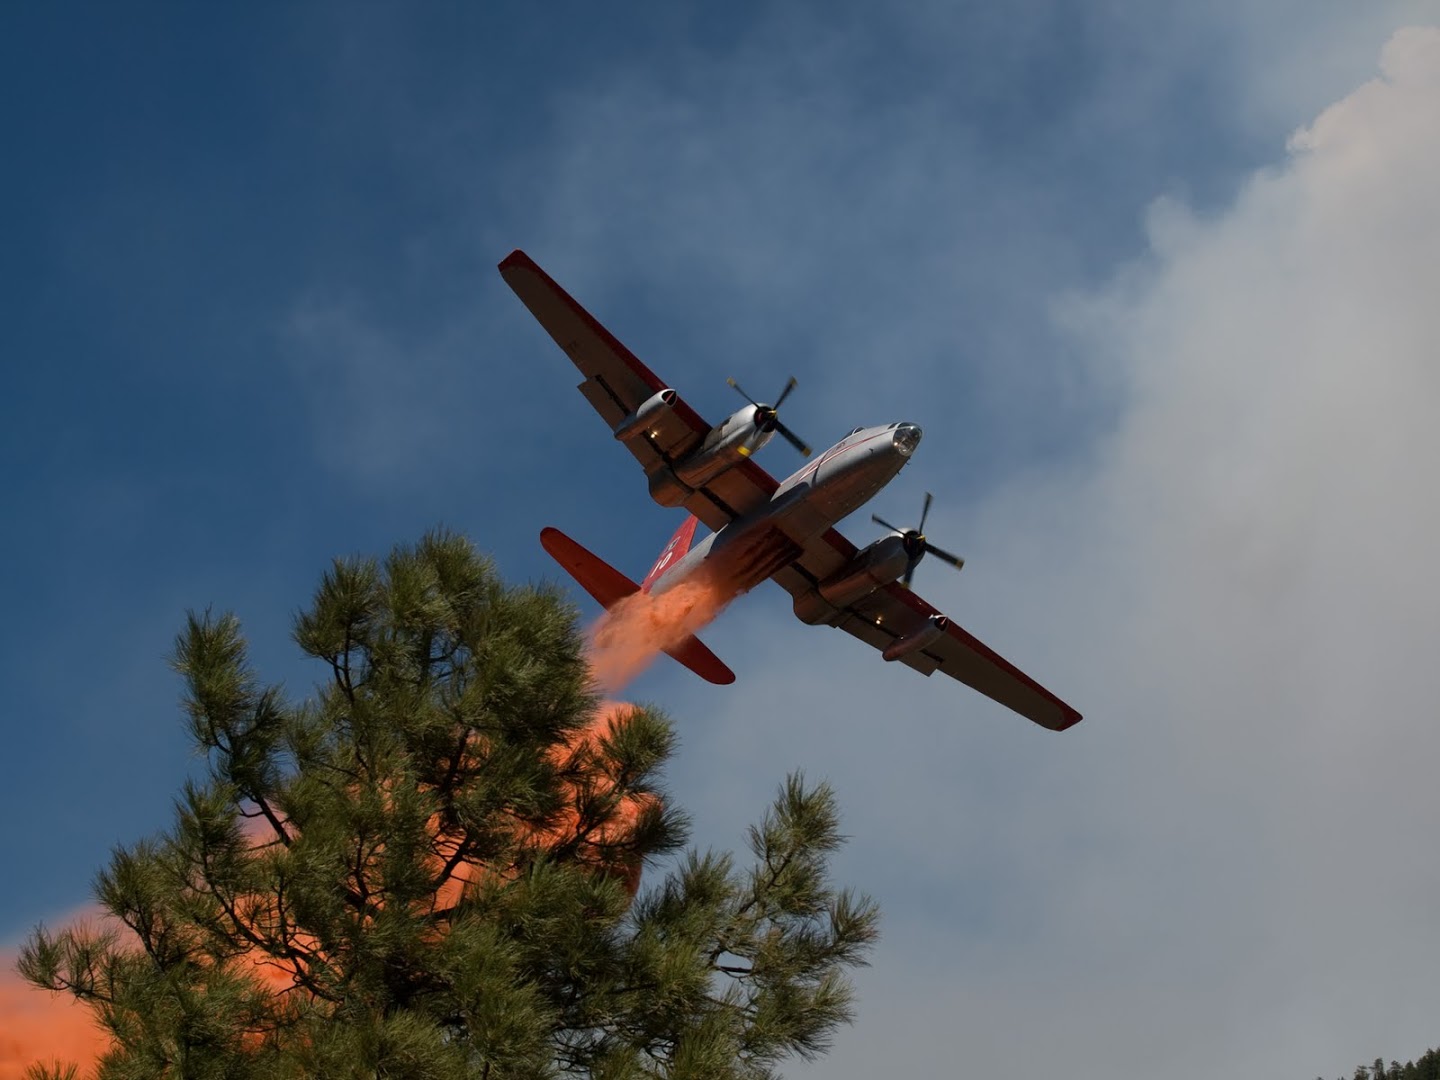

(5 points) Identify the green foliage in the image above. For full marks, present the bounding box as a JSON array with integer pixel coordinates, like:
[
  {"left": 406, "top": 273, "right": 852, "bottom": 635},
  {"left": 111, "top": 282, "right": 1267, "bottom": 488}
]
[
  {"left": 1321, "top": 1047, "right": 1440, "bottom": 1080},
  {"left": 18, "top": 531, "right": 877, "bottom": 1079}
]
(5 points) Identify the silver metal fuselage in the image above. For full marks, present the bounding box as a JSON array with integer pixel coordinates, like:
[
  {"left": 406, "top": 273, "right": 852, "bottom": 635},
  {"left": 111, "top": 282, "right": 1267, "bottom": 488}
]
[{"left": 651, "top": 422, "right": 922, "bottom": 593}]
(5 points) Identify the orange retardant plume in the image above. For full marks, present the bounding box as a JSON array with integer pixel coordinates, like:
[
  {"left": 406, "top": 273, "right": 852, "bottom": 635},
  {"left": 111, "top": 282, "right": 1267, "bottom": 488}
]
[
  {"left": 586, "top": 568, "right": 739, "bottom": 693},
  {"left": 428, "top": 700, "right": 655, "bottom": 911},
  {"left": 1, "top": 910, "right": 112, "bottom": 1080},
  {"left": 1, "top": 708, "right": 656, "bottom": 1077},
  {"left": 2, "top": 570, "right": 733, "bottom": 1076}
]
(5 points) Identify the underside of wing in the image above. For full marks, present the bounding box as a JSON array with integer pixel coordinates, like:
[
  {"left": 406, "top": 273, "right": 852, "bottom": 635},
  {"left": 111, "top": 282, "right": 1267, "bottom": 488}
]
[
  {"left": 498, "top": 250, "right": 708, "bottom": 468},
  {"left": 853, "top": 584, "right": 1081, "bottom": 730},
  {"left": 768, "top": 529, "right": 1081, "bottom": 730},
  {"left": 499, "top": 250, "right": 783, "bottom": 531}
]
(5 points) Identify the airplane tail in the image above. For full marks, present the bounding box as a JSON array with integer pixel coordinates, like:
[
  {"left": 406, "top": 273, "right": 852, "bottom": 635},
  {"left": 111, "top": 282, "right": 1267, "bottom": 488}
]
[
  {"left": 539, "top": 526, "right": 735, "bottom": 685},
  {"left": 641, "top": 515, "right": 700, "bottom": 593}
]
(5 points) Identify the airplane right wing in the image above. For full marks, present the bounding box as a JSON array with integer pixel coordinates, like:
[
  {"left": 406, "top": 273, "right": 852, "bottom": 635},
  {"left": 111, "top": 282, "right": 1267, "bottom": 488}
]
[
  {"left": 769, "top": 532, "right": 1082, "bottom": 731},
  {"left": 845, "top": 583, "right": 1081, "bottom": 730}
]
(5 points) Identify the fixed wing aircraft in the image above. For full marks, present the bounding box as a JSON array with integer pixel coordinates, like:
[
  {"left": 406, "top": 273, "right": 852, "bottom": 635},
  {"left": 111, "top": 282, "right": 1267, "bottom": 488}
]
[{"left": 499, "top": 250, "right": 1081, "bottom": 731}]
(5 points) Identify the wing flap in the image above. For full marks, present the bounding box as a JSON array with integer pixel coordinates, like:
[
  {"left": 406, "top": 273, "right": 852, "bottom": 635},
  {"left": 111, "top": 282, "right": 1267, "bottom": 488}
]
[
  {"left": 855, "top": 584, "right": 1081, "bottom": 730},
  {"left": 500, "top": 250, "right": 788, "bottom": 533},
  {"left": 932, "top": 622, "right": 1078, "bottom": 729},
  {"left": 500, "top": 250, "right": 709, "bottom": 450},
  {"left": 677, "top": 461, "right": 780, "bottom": 530},
  {"left": 500, "top": 251, "right": 667, "bottom": 401},
  {"left": 769, "top": 528, "right": 1081, "bottom": 730}
]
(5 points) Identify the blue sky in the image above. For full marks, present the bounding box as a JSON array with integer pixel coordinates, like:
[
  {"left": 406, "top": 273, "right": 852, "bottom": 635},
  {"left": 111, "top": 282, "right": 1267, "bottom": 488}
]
[{"left": 5, "top": 4, "right": 1440, "bottom": 1077}]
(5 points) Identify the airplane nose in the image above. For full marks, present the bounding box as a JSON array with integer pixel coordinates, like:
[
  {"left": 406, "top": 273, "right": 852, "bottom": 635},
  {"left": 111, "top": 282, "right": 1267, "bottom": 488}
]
[{"left": 892, "top": 423, "right": 922, "bottom": 457}]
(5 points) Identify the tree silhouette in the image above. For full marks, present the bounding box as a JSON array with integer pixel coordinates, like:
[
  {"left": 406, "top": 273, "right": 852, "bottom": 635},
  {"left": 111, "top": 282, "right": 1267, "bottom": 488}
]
[{"left": 19, "top": 531, "right": 877, "bottom": 1079}]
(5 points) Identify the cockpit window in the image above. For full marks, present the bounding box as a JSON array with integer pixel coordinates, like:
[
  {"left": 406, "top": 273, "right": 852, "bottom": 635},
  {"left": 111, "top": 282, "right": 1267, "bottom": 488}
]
[{"left": 848, "top": 426, "right": 864, "bottom": 436}]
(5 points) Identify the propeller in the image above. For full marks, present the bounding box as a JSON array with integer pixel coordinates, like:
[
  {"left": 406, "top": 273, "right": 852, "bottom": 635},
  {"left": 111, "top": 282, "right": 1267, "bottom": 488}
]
[
  {"left": 872, "top": 491, "right": 965, "bottom": 588},
  {"left": 727, "top": 375, "right": 812, "bottom": 457}
]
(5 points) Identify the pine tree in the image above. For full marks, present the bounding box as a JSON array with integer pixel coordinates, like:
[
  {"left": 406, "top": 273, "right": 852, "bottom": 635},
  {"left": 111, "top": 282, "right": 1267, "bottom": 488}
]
[{"left": 19, "top": 531, "right": 877, "bottom": 1079}]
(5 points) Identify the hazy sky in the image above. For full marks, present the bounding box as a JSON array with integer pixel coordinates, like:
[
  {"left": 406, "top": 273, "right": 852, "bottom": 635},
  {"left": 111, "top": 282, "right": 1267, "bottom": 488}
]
[{"left": 3, "top": 4, "right": 1439, "bottom": 1077}]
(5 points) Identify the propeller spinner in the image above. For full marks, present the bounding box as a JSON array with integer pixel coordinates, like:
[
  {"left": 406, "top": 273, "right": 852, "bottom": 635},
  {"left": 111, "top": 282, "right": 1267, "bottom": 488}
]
[
  {"left": 727, "top": 375, "right": 811, "bottom": 457},
  {"left": 872, "top": 492, "right": 965, "bottom": 588}
]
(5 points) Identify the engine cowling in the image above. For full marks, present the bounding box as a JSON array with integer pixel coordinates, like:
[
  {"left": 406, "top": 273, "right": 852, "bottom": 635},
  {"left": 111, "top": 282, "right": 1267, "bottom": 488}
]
[
  {"left": 791, "top": 535, "right": 911, "bottom": 625},
  {"left": 673, "top": 405, "right": 772, "bottom": 488},
  {"left": 882, "top": 614, "right": 949, "bottom": 662},
  {"left": 613, "top": 389, "right": 678, "bottom": 442},
  {"left": 818, "top": 535, "right": 910, "bottom": 608}
]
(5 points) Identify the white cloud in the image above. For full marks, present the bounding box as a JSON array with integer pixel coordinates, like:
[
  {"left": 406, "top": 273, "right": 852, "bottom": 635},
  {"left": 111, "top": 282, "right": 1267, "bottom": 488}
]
[
  {"left": 1217, "top": 1, "right": 1440, "bottom": 139},
  {"left": 277, "top": 9, "right": 1440, "bottom": 1076},
  {"left": 654, "top": 24, "right": 1440, "bottom": 1080}
]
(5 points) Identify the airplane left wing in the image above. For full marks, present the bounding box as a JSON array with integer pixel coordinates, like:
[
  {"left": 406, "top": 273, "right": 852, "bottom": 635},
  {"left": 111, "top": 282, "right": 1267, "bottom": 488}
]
[
  {"left": 770, "top": 536, "right": 1082, "bottom": 731},
  {"left": 499, "top": 249, "right": 782, "bottom": 531},
  {"left": 498, "top": 250, "right": 705, "bottom": 465}
]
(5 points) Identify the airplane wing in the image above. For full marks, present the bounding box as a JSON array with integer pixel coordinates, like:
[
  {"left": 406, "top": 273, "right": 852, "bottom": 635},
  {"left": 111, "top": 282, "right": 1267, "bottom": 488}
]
[
  {"left": 498, "top": 250, "right": 781, "bottom": 532},
  {"left": 769, "top": 533, "right": 1082, "bottom": 731},
  {"left": 501, "top": 250, "right": 1078, "bottom": 729}
]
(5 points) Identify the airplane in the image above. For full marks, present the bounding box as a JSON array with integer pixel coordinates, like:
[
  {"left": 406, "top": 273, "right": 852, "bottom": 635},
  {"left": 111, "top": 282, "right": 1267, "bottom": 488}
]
[{"left": 499, "top": 250, "right": 1082, "bottom": 731}]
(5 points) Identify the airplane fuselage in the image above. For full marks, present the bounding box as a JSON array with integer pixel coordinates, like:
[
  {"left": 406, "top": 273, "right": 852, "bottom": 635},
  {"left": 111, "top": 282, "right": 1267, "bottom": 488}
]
[
  {"left": 503, "top": 247, "right": 1082, "bottom": 729},
  {"left": 650, "top": 421, "right": 922, "bottom": 593}
]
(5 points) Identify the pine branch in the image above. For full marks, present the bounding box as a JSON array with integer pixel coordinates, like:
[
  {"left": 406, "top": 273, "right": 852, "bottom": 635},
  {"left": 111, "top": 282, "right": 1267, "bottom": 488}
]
[{"left": 21, "top": 532, "right": 876, "bottom": 1077}]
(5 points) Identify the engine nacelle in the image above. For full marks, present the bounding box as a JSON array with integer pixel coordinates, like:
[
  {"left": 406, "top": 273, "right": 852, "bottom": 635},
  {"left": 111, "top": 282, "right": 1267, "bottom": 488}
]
[
  {"left": 790, "top": 535, "right": 910, "bottom": 625},
  {"left": 613, "top": 389, "right": 678, "bottom": 442},
  {"left": 818, "top": 535, "right": 910, "bottom": 608},
  {"left": 648, "top": 469, "right": 691, "bottom": 508},
  {"left": 882, "top": 615, "right": 949, "bottom": 662},
  {"left": 673, "top": 406, "right": 771, "bottom": 488}
]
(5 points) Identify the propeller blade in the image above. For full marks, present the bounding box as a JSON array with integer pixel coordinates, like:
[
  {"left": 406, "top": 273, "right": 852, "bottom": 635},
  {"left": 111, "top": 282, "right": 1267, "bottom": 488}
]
[
  {"left": 871, "top": 514, "right": 906, "bottom": 534},
  {"left": 727, "top": 377, "right": 760, "bottom": 408},
  {"left": 773, "top": 418, "right": 811, "bottom": 457},
  {"left": 729, "top": 374, "right": 806, "bottom": 454},
  {"left": 876, "top": 492, "right": 964, "bottom": 587},
  {"left": 923, "top": 542, "right": 965, "bottom": 570},
  {"left": 917, "top": 491, "right": 933, "bottom": 535}
]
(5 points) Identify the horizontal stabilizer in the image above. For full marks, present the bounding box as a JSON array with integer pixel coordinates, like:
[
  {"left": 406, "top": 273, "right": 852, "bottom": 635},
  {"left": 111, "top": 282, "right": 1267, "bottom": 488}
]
[
  {"left": 541, "top": 526, "right": 640, "bottom": 610},
  {"left": 539, "top": 527, "right": 736, "bottom": 685}
]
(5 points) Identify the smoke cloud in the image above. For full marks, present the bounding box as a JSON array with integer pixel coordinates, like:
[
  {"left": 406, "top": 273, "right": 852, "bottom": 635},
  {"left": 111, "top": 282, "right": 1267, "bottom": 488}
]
[
  {"left": 0, "top": 566, "right": 734, "bottom": 1076},
  {"left": 1, "top": 912, "right": 112, "bottom": 1080}
]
